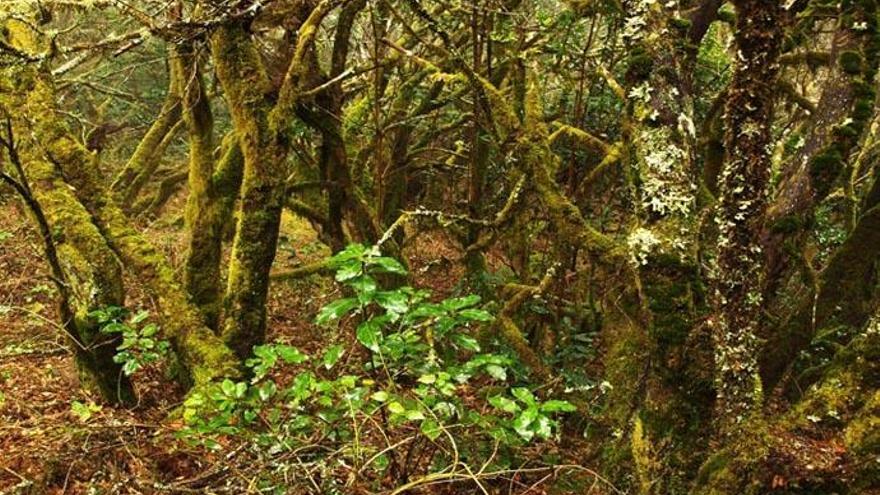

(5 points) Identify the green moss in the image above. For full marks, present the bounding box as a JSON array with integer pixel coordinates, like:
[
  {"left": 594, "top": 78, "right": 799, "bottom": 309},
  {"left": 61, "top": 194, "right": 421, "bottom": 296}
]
[
  {"left": 852, "top": 79, "right": 875, "bottom": 100},
  {"left": 809, "top": 149, "right": 844, "bottom": 191},
  {"left": 669, "top": 17, "right": 692, "bottom": 32},
  {"left": 833, "top": 122, "right": 861, "bottom": 140},
  {"left": 770, "top": 215, "right": 803, "bottom": 234},
  {"left": 852, "top": 99, "right": 873, "bottom": 122},
  {"left": 716, "top": 5, "right": 736, "bottom": 24},
  {"left": 626, "top": 47, "right": 654, "bottom": 82},
  {"left": 839, "top": 51, "right": 863, "bottom": 75}
]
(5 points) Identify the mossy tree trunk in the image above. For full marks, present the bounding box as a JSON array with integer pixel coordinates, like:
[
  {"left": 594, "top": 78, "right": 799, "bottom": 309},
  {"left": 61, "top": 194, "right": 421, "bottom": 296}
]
[
  {"left": 209, "top": 23, "right": 289, "bottom": 360},
  {"left": 758, "top": 0, "right": 880, "bottom": 397},
  {"left": 2, "top": 18, "right": 135, "bottom": 403},
  {"left": 712, "top": 0, "right": 783, "bottom": 428},
  {"left": 173, "top": 45, "right": 244, "bottom": 331},
  {"left": 3, "top": 18, "right": 240, "bottom": 388},
  {"left": 761, "top": 0, "right": 880, "bottom": 307},
  {"left": 696, "top": 318, "right": 880, "bottom": 494},
  {"left": 613, "top": 2, "right": 720, "bottom": 491}
]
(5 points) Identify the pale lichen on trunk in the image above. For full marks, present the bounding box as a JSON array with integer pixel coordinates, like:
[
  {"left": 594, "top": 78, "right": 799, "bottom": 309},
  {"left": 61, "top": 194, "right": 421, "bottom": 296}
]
[{"left": 712, "top": 0, "right": 783, "bottom": 430}]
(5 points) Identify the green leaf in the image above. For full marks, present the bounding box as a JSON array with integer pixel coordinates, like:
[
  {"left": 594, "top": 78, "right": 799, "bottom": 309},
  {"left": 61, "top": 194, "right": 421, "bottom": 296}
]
[
  {"left": 258, "top": 381, "right": 277, "bottom": 401},
  {"left": 417, "top": 374, "right": 436, "bottom": 385},
  {"left": 421, "top": 419, "right": 442, "bottom": 440},
  {"left": 488, "top": 395, "right": 519, "bottom": 414},
  {"left": 122, "top": 359, "right": 141, "bottom": 376},
  {"left": 535, "top": 416, "right": 553, "bottom": 439},
  {"left": 513, "top": 407, "right": 539, "bottom": 440},
  {"left": 511, "top": 387, "right": 536, "bottom": 406},
  {"left": 351, "top": 275, "right": 378, "bottom": 301},
  {"left": 235, "top": 382, "right": 248, "bottom": 399},
  {"left": 484, "top": 364, "right": 507, "bottom": 381},
  {"left": 407, "top": 303, "right": 446, "bottom": 319},
  {"left": 405, "top": 409, "right": 426, "bottom": 421},
  {"left": 71, "top": 401, "right": 93, "bottom": 422},
  {"left": 221, "top": 379, "right": 237, "bottom": 397},
  {"left": 140, "top": 323, "right": 159, "bottom": 337},
  {"left": 370, "top": 256, "right": 407, "bottom": 275},
  {"left": 371, "top": 391, "right": 389, "bottom": 402},
  {"left": 452, "top": 334, "right": 481, "bottom": 352},
  {"left": 329, "top": 243, "right": 367, "bottom": 264},
  {"left": 375, "top": 291, "right": 409, "bottom": 314},
  {"left": 130, "top": 310, "right": 150, "bottom": 324},
  {"left": 316, "top": 298, "right": 359, "bottom": 325},
  {"left": 541, "top": 400, "right": 577, "bottom": 413},
  {"left": 276, "top": 345, "right": 308, "bottom": 364},
  {"left": 442, "top": 295, "right": 481, "bottom": 311},
  {"left": 335, "top": 260, "right": 363, "bottom": 282},
  {"left": 387, "top": 401, "right": 405, "bottom": 414},
  {"left": 322, "top": 344, "right": 345, "bottom": 370},
  {"left": 356, "top": 320, "right": 383, "bottom": 352},
  {"left": 459, "top": 308, "right": 493, "bottom": 322}
]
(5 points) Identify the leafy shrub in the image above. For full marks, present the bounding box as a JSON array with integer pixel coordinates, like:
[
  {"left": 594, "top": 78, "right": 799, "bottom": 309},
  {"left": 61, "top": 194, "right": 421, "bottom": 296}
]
[
  {"left": 179, "top": 244, "right": 575, "bottom": 491},
  {"left": 90, "top": 306, "right": 170, "bottom": 376}
]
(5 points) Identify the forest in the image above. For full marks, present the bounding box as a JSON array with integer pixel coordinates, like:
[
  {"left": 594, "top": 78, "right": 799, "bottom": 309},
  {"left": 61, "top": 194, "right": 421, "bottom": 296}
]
[{"left": 0, "top": 0, "right": 878, "bottom": 493}]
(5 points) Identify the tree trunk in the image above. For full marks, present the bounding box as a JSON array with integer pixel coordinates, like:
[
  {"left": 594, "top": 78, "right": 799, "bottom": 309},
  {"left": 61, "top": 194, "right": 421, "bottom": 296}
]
[
  {"left": 211, "top": 24, "right": 289, "bottom": 360},
  {"left": 713, "top": 0, "right": 782, "bottom": 429}
]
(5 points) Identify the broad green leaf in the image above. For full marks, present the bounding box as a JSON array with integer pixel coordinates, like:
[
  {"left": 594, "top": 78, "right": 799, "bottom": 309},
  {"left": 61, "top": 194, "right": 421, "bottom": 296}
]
[
  {"left": 421, "top": 419, "right": 442, "bottom": 440},
  {"left": 141, "top": 323, "right": 159, "bottom": 337},
  {"left": 459, "top": 308, "right": 493, "bottom": 322},
  {"left": 122, "top": 359, "right": 140, "bottom": 376},
  {"left": 130, "top": 310, "right": 150, "bottom": 324},
  {"left": 512, "top": 387, "right": 536, "bottom": 406},
  {"left": 535, "top": 416, "right": 553, "bottom": 439},
  {"left": 488, "top": 395, "right": 519, "bottom": 413},
  {"left": 351, "top": 275, "right": 377, "bottom": 302},
  {"left": 235, "top": 382, "right": 248, "bottom": 398},
  {"left": 329, "top": 243, "right": 366, "bottom": 264},
  {"left": 276, "top": 345, "right": 308, "bottom": 364},
  {"left": 405, "top": 409, "right": 426, "bottom": 421},
  {"left": 335, "top": 260, "right": 363, "bottom": 282},
  {"left": 513, "top": 407, "right": 539, "bottom": 440},
  {"left": 453, "top": 334, "right": 481, "bottom": 352},
  {"left": 221, "top": 379, "right": 237, "bottom": 397},
  {"left": 322, "top": 344, "right": 345, "bottom": 370},
  {"left": 370, "top": 256, "right": 407, "bottom": 275},
  {"left": 484, "top": 364, "right": 507, "bottom": 381},
  {"left": 387, "top": 401, "right": 405, "bottom": 414},
  {"left": 259, "top": 381, "right": 277, "bottom": 401},
  {"left": 356, "top": 320, "right": 382, "bottom": 352},
  {"left": 375, "top": 291, "right": 409, "bottom": 314},
  {"left": 442, "top": 295, "right": 481, "bottom": 311},
  {"left": 316, "top": 298, "right": 359, "bottom": 325},
  {"left": 371, "top": 391, "right": 389, "bottom": 402}
]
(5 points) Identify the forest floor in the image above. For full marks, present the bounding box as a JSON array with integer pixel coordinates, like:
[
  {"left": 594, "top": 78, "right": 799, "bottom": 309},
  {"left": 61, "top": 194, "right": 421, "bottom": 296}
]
[{"left": 0, "top": 197, "right": 530, "bottom": 494}]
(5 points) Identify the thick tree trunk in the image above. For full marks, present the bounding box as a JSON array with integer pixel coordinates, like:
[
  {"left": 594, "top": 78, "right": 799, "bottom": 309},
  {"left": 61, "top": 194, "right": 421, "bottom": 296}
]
[
  {"left": 713, "top": 0, "right": 782, "bottom": 428},
  {"left": 211, "top": 24, "right": 289, "bottom": 360},
  {"left": 174, "top": 46, "right": 244, "bottom": 331},
  {"left": 758, "top": 0, "right": 880, "bottom": 397},
  {"left": 7, "top": 21, "right": 239, "bottom": 387},
  {"left": 761, "top": 4, "right": 880, "bottom": 307},
  {"left": 3, "top": 18, "right": 136, "bottom": 404}
]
